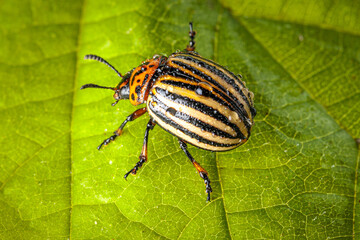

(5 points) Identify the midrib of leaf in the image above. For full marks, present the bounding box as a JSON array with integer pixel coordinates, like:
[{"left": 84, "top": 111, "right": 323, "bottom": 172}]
[
  {"left": 70, "top": 0, "right": 86, "bottom": 238},
  {"left": 230, "top": 13, "right": 360, "bottom": 238}
]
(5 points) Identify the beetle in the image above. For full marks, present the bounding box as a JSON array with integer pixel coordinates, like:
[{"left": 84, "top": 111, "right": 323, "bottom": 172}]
[{"left": 81, "top": 23, "right": 256, "bottom": 201}]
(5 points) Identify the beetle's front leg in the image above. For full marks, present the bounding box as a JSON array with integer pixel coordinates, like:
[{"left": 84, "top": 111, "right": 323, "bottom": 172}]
[
  {"left": 124, "top": 118, "right": 156, "bottom": 179},
  {"left": 178, "top": 139, "right": 212, "bottom": 202},
  {"left": 97, "top": 107, "right": 147, "bottom": 150}
]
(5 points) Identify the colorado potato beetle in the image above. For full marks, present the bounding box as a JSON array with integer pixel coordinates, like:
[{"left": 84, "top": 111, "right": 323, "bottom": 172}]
[{"left": 81, "top": 23, "right": 256, "bottom": 201}]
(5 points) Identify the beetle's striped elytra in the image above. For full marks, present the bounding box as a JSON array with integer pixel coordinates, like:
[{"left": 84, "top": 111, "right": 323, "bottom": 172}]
[{"left": 81, "top": 23, "right": 256, "bottom": 202}]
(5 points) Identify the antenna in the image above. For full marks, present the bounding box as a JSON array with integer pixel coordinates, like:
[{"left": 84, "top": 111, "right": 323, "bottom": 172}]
[
  {"left": 84, "top": 54, "right": 123, "bottom": 78},
  {"left": 80, "top": 83, "right": 114, "bottom": 90}
]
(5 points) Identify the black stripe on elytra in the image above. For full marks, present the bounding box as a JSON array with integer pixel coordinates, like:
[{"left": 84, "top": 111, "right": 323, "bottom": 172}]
[
  {"left": 179, "top": 52, "right": 246, "bottom": 89},
  {"left": 167, "top": 61, "right": 252, "bottom": 133},
  {"left": 159, "top": 70, "right": 245, "bottom": 117},
  {"left": 163, "top": 66, "right": 242, "bottom": 113},
  {"left": 160, "top": 79, "right": 235, "bottom": 111},
  {"left": 154, "top": 87, "right": 246, "bottom": 139},
  {"left": 149, "top": 95, "right": 239, "bottom": 148},
  {"left": 153, "top": 93, "right": 238, "bottom": 139},
  {"left": 172, "top": 55, "right": 251, "bottom": 110}
]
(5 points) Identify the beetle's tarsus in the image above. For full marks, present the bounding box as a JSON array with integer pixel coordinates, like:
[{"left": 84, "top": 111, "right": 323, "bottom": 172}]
[
  {"left": 178, "top": 139, "right": 212, "bottom": 202},
  {"left": 123, "top": 119, "right": 155, "bottom": 181},
  {"left": 98, "top": 134, "right": 117, "bottom": 150},
  {"left": 124, "top": 169, "right": 133, "bottom": 180},
  {"left": 186, "top": 22, "right": 196, "bottom": 51},
  {"left": 123, "top": 157, "right": 146, "bottom": 179},
  {"left": 200, "top": 174, "right": 212, "bottom": 202}
]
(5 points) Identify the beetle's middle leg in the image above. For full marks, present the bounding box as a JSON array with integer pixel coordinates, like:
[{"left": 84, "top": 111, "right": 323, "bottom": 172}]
[
  {"left": 124, "top": 118, "right": 156, "bottom": 179},
  {"left": 178, "top": 139, "right": 212, "bottom": 201},
  {"left": 97, "top": 107, "right": 147, "bottom": 150}
]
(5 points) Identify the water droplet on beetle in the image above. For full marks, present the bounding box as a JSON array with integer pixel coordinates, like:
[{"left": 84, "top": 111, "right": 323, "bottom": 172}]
[
  {"left": 198, "top": 82, "right": 213, "bottom": 93},
  {"left": 195, "top": 87, "right": 203, "bottom": 96},
  {"left": 165, "top": 107, "right": 177, "bottom": 117},
  {"left": 234, "top": 113, "right": 240, "bottom": 120}
]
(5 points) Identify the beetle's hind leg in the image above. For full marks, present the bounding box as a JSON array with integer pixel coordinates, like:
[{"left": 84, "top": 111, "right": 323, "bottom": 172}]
[
  {"left": 124, "top": 118, "right": 156, "bottom": 179},
  {"left": 186, "top": 22, "right": 196, "bottom": 52},
  {"left": 178, "top": 139, "right": 212, "bottom": 202},
  {"left": 97, "top": 107, "right": 147, "bottom": 150}
]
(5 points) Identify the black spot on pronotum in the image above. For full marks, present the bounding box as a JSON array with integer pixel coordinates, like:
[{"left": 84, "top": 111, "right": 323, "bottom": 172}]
[
  {"left": 131, "top": 93, "right": 135, "bottom": 101},
  {"left": 144, "top": 74, "right": 149, "bottom": 83},
  {"left": 135, "top": 86, "right": 141, "bottom": 94}
]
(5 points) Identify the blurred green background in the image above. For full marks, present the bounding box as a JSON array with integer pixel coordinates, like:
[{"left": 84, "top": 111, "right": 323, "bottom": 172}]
[{"left": 0, "top": 0, "right": 359, "bottom": 239}]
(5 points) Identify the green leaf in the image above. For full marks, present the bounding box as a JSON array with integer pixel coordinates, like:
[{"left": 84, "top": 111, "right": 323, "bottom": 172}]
[{"left": 1, "top": 0, "right": 359, "bottom": 239}]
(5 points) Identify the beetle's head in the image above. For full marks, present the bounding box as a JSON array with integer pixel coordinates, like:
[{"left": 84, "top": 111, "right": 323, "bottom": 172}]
[
  {"left": 80, "top": 54, "right": 132, "bottom": 106},
  {"left": 81, "top": 54, "right": 167, "bottom": 106}
]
